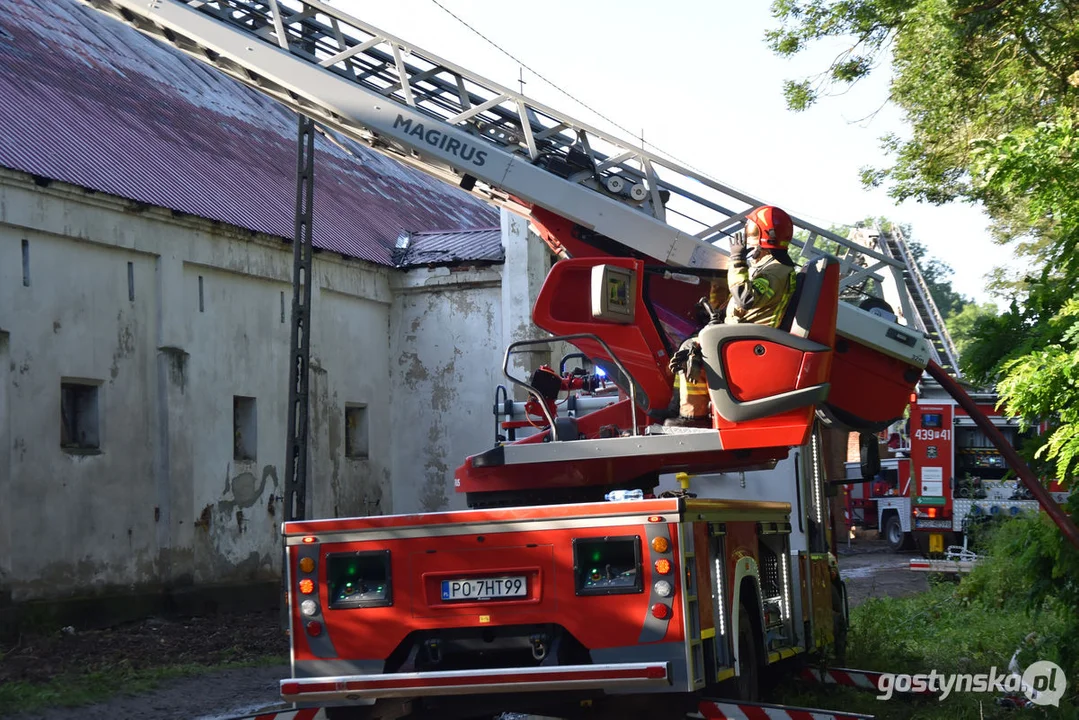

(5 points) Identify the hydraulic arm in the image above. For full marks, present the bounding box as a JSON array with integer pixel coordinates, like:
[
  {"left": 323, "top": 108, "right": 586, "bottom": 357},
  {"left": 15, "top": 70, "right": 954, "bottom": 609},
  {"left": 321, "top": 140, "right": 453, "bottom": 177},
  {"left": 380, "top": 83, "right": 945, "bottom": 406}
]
[
  {"left": 83, "top": 0, "right": 938, "bottom": 499},
  {"left": 84, "top": 0, "right": 930, "bottom": 370}
]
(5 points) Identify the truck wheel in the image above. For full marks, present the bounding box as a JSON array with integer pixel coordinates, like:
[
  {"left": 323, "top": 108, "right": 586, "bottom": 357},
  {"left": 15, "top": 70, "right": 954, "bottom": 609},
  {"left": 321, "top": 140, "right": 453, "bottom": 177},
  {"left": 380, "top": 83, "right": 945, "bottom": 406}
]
[
  {"left": 736, "top": 601, "right": 760, "bottom": 702},
  {"left": 883, "top": 514, "right": 912, "bottom": 552}
]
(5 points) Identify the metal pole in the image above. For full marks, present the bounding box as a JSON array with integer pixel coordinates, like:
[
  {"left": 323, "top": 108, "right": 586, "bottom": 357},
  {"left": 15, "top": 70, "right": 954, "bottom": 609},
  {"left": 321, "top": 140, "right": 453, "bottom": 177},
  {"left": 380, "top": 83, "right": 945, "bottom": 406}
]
[
  {"left": 926, "top": 360, "right": 1079, "bottom": 551},
  {"left": 280, "top": 113, "right": 315, "bottom": 630},
  {"left": 284, "top": 113, "right": 316, "bottom": 523}
]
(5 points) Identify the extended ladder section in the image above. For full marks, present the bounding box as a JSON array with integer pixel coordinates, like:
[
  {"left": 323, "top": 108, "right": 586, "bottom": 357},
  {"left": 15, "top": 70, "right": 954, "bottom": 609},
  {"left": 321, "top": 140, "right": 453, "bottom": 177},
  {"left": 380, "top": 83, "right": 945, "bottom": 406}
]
[
  {"left": 83, "top": 0, "right": 928, "bottom": 370},
  {"left": 872, "top": 225, "right": 961, "bottom": 377}
]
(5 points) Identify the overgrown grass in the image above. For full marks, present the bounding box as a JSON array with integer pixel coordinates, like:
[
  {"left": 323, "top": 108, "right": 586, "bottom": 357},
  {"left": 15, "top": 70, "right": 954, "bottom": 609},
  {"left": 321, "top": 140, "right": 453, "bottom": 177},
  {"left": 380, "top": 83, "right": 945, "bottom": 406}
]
[
  {"left": 774, "top": 513, "right": 1079, "bottom": 719},
  {"left": 0, "top": 654, "right": 287, "bottom": 716},
  {"left": 772, "top": 580, "right": 1076, "bottom": 718}
]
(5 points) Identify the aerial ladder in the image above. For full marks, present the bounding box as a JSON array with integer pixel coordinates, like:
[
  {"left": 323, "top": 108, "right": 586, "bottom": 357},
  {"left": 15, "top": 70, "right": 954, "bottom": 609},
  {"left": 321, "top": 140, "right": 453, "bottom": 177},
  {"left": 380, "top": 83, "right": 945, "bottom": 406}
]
[
  {"left": 869, "top": 224, "right": 961, "bottom": 378},
  {"left": 83, "top": 0, "right": 934, "bottom": 491},
  {"left": 79, "top": 0, "right": 1079, "bottom": 541}
]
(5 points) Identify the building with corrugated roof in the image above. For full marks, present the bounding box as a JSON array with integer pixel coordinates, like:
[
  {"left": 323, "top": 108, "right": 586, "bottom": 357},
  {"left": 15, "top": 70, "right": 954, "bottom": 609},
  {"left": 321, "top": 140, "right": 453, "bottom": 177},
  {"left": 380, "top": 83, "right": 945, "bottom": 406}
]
[{"left": 0, "top": 0, "right": 551, "bottom": 623}]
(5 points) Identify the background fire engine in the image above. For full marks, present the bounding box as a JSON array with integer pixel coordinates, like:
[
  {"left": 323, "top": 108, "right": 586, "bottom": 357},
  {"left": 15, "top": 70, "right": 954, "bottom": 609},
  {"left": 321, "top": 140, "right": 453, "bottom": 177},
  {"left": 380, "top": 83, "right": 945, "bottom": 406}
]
[{"left": 838, "top": 227, "right": 1069, "bottom": 558}]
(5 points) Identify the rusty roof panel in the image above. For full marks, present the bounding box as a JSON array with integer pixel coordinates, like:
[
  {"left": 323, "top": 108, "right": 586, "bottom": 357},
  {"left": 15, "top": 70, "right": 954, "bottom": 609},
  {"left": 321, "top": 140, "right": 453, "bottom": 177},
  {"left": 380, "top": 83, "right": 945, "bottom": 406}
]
[{"left": 0, "top": 0, "right": 499, "bottom": 266}]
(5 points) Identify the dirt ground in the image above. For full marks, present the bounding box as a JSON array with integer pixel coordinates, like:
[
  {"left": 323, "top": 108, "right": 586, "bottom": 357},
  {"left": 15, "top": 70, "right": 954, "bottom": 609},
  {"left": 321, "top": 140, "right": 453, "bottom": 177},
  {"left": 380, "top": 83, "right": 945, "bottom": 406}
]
[
  {"left": 4, "top": 610, "right": 289, "bottom": 720},
  {"left": 2, "top": 610, "right": 285, "bottom": 686},
  {"left": 836, "top": 531, "right": 929, "bottom": 607},
  {"left": 4, "top": 541, "right": 925, "bottom": 720}
]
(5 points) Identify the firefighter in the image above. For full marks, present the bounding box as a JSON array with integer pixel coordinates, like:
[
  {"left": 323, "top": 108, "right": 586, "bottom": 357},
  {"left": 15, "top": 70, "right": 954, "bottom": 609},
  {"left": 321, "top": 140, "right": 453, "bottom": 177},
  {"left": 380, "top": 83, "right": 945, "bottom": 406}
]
[
  {"left": 667, "top": 336, "right": 710, "bottom": 427},
  {"left": 665, "top": 300, "right": 718, "bottom": 428},
  {"left": 725, "top": 205, "right": 798, "bottom": 327}
]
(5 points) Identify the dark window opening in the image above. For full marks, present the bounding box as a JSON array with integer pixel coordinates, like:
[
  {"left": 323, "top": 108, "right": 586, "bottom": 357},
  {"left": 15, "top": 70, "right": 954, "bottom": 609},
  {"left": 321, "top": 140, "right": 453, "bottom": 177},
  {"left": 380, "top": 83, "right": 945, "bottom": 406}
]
[
  {"left": 61, "top": 382, "right": 100, "bottom": 451},
  {"left": 345, "top": 404, "right": 369, "bottom": 459},
  {"left": 22, "top": 239, "right": 30, "bottom": 287},
  {"left": 233, "top": 395, "right": 257, "bottom": 461}
]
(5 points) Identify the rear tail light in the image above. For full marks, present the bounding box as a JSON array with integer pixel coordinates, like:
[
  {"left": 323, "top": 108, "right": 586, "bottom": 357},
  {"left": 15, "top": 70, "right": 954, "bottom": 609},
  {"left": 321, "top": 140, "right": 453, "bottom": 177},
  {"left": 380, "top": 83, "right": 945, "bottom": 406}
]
[
  {"left": 306, "top": 620, "right": 323, "bottom": 636},
  {"left": 327, "top": 550, "right": 393, "bottom": 608},
  {"left": 572, "top": 536, "right": 643, "bottom": 596},
  {"left": 298, "top": 578, "right": 315, "bottom": 595},
  {"left": 651, "top": 603, "right": 670, "bottom": 620},
  {"left": 654, "top": 558, "right": 671, "bottom": 575}
]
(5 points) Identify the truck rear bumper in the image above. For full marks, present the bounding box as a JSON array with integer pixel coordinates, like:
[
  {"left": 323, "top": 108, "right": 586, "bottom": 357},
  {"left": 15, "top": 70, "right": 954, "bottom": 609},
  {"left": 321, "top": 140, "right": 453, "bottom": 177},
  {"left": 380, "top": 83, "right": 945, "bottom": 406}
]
[{"left": 280, "top": 662, "right": 670, "bottom": 703}]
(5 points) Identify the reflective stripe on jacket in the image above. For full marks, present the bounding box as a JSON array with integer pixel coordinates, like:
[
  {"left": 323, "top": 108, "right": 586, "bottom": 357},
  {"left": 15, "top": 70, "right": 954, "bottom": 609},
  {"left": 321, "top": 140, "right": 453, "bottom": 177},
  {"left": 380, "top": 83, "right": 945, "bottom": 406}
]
[{"left": 725, "top": 254, "right": 797, "bottom": 327}]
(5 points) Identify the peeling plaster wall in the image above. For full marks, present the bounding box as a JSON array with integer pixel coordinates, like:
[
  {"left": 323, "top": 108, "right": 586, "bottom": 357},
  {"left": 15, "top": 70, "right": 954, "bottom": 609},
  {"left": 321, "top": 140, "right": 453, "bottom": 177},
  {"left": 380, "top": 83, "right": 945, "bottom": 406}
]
[
  {"left": 0, "top": 170, "right": 395, "bottom": 602},
  {"left": 0, "top": 173, "right": 541, "bottom": 604},
  {"left": 307, "top": 287, "right": 392, "bottom": 521},
  {"left": 384, "top": 208, "right": 563, "bottom": 514},
  {"left": 388, "top": 267, "right": 504, "bottom": 513},
  {"left": 0, "top": 229, "right": 160, "bottom": 601},
  {"left": 500, "top": 210, "right": 554, "bottom": 399}
]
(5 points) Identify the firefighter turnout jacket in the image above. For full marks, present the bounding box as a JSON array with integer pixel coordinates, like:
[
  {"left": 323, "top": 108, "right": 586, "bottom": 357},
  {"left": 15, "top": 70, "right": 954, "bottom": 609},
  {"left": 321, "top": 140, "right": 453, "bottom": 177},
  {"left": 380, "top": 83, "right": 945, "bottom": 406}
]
[{"left": 725, "top": 252, "right": 797, "bottom": 327}]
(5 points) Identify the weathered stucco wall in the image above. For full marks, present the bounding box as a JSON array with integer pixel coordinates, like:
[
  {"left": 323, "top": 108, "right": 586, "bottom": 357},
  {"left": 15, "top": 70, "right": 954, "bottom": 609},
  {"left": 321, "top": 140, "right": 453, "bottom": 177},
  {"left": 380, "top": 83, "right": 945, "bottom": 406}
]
[
  {"left": 387, "top": 268, "right": 504, "bottom": 514},
  {"left": 0, "top": 169, "right": 422, "bottom": 602},
  {"left": 385, "top": 209, "right": 555, "bottom": 514},
  {"left": 0, "top": 171, "right": 552, "bottom": 606}
]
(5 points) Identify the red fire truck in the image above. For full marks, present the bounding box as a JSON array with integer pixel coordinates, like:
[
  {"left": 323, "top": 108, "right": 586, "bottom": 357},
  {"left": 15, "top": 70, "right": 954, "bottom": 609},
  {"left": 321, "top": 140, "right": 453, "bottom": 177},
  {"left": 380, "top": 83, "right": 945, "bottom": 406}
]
[
  {"left": 282, "top": 460, "right": 840, "bottom": 719},
  {"left": 280, "top": 250, "right": 863, "bottom": 718},
  {"left": 82, "top": 0, "right": 1078, "bottom": 717},
  {"left": 845, "top": 381, "right": 1069, "bottom": 556}
]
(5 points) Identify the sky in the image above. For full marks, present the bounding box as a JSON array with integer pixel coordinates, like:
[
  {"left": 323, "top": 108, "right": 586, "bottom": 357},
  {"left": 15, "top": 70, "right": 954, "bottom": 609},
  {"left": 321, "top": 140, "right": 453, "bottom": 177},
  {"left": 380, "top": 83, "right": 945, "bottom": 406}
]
[{"left": 336, "top": 0, "right": 1015, "bottom": 305}]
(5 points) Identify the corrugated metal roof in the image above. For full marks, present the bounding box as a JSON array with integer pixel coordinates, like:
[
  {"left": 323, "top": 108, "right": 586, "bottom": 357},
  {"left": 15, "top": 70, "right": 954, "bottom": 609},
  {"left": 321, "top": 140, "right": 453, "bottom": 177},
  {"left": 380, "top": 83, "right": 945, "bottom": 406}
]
[
  {"left": 395, "top": 227, "right": 504, "bottom": 267},
  {"left": 0, "top": 0, "right": 499, "bottom": 266}
]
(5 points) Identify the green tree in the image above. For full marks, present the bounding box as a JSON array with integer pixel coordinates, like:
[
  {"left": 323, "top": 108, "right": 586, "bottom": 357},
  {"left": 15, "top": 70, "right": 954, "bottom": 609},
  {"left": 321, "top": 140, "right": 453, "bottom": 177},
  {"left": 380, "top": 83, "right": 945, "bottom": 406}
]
[
  {"left": 768, "top": 1, "right": 1079, "bottom": 485},
  {"left": 945, "top": 300, "right": 998, "bottom": 360},
  {"left": 970, "top": 111, "right": 1079, "bottom": 479},
  {"left": 767, "top": 0, "right": 1079, "bottom": 207}
]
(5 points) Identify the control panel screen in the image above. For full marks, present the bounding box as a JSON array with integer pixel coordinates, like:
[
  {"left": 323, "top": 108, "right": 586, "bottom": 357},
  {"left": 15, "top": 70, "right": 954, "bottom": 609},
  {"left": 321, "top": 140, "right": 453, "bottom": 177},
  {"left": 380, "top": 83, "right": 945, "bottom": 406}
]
[{"left": 591, "top": 265, "right": 636, "bottom": 322}]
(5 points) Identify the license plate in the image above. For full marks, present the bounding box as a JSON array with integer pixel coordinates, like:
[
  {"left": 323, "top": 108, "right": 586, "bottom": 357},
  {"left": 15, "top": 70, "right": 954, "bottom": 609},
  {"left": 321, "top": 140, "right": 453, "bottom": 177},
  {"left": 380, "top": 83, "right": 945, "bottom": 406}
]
[
  {"left": 441, "top": 576, "right": 527, "bottom": 601},
  {"left": 916, "top": 519, "right": 951, "bottom": 529}
]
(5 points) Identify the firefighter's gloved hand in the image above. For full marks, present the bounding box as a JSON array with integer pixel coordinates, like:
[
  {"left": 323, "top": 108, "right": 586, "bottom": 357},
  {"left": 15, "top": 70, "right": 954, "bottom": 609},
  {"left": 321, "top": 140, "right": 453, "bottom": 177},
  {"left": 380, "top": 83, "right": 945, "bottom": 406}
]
[
  {"left": 671, "top": 339, "right": 704, "bottom": 378},
  {"left": 686, "top": 341, "right": 704, "bottom": 380},
  {"left": 729, "top": 230, "right": 748, "bottom": 266},
  {"left": 669, "top": 347, "right": 690, "bottom": 374}
]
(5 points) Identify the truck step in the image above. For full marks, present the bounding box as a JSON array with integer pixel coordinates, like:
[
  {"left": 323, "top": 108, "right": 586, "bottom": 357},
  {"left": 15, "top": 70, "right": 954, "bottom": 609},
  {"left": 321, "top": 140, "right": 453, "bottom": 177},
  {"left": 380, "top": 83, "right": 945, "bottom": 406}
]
[
  {"left": 798, "top": 666, "right": 933, "bottom": 695},
  {"left": 694, "top": 698, "right": 874, "bottom": 719},
  {"left": 211, "top": 707, "right": 326, "bottom": 720}
]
